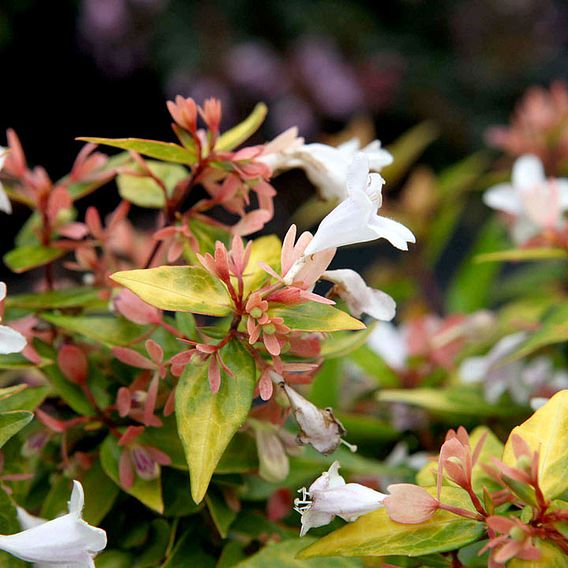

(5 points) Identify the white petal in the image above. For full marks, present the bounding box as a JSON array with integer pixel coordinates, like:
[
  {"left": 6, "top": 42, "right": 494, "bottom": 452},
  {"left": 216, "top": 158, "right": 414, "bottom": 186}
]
[
  {"left": 482, "top": 184, "right": 523, "bottom": 215},
  {"left": 0, "top": 183, "right": 12, "bottom": 215},
  {"left": 511, "top": 216, "right": 539, "bottom": 244},
  {"left": 299, "top": 510, "right": 334, "bottom": 536},
  {"left": 312, "top": 483, "right": 386, "bottom": 519},
  {"left": 346, "top": 153, "right": 370, "bottom": 197},
  {"left": 304, "top": 196, "right": 377, "bottom": 255},
  {"left": 512, "top": 154, "right": 546, "bottom": 190},
  {"left": 337, "top": 138, "right": 361, "bottom": 154},
  {"left": 17, "top": 507, "right": 46, "bottom": 530},
  {"left": 459, "top": 357, "right": 487, "bottom": 383},
  {"left": 556, "top": 179, "right": 568, "bottom": 210},
  {"left": 368, "top": 323, "right": 408, "bottom": 371},
  {"left": 0, "top": 148, "right": 7, "bottom": 171},
  {"left": 309, "top": 461, "right": 346, "bottom": 493},
  {"left": 0, "top": 281, "right": 6, "bottom": 303},
  {"left": 366, "top": 289, "right": 396, "bottom": 321},
  {"left": 0, "top": 325, "right": 27, "bottom": 355},
  {"left": 362, "top": 140, "right": 394, "bottom": 170},
  {"left": 68, "top": 480, "right": 85, "bottom": 514},
  {"left": 367, "top": 215, "right": 416, "bottom": 251}
]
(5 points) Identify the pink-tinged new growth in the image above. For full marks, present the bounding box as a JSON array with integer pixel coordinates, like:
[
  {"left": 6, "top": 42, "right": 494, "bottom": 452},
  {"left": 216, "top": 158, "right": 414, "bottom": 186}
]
[
  {"left": 114, "top": 288, "right": 161, "bottom": 326},
  {"left": 483, "top": 516, "right": 540, "bottom": 565},
  {"left": 167, "top": 95, "right": 198, "bottom": 134},
  {"left": 57, "top": 344, "right": 88, "bottom": 385},
  {"left": 117, "top": 426, "right": 171, "bottom": 489},
  {"left": 384, "top": 484, "right": 440, "bottom": 524},
  {"left": 245, "top": 292, "right": 290, "bottom": 356}
]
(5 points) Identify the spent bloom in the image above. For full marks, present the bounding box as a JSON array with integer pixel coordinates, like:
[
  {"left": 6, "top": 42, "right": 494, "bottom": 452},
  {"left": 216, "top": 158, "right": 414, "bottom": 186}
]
[
  {"left": 483, "top": 154, "right": 568, "bottom": 243},
  {"left": 0, "top": 480, "right": 107, "bottom": 567},
  {"left": 260, "top": 131, "right": 393, "bottom": 201},
  {"left": 304, "top": 153, "right": 415, "bottom": 255},
  {"left": 322, "top": 269, "right": 396, "bottom": 321},
  {"left": 294, "top": 461, "right": 387, "bottom": 536},
  {"left": 274, "top": 374, "right": 353, "bottom": 455}
]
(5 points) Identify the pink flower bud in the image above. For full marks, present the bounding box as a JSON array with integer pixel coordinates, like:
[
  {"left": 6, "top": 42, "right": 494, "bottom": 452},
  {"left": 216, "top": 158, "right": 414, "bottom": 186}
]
[{"left": 384, "top": 484, "right": 439, "bottom": 524}]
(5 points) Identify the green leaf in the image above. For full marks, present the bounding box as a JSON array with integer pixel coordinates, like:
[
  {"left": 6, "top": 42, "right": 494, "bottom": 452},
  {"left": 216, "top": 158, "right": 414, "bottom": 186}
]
[
  {"left": 0, "top": 486, "right": 26, "bottom": 567},
  {"left": 382, "top": 122, "right": 439, "bottom": 186},
  {"left": 0, "top": 386, "right": 49, "bottom": 412},
  {"left": 136, "top": 519, "right": 170, "bottom": 568},
  {"left": 298, "top": 487, "right": 484, "bottom": 559},
  {"left": 243, "top": 234, "right": 281, "bottom": 296},
  {"left": 117, "top": 161, "right": 189, "bottom": 208},
  {"left": 378, "top": 387, "right": 527, "bottom": 418},
  {"left": 446, "top": 219, "right": 507, "bottom": 312},
  {"left": 206, "top": 487, "right": 237, "bottom": 538},
  {"left": 501, "top": 302, "right": 568, "bottom": 363},
  {"left": 162, "top": 528, "right": 216, "bottom": 568},
  {"left": 82, "top": 461, "right": 120, "bottom": 524},
  {"left": 502, "top": 391, "right": 568, "bottom": 500},
  {"left": 6, "top": 287, "right": 102, "bottom": 310},
  {"left": 100, "top": 435, "right": 164, "bottom": 513},
  {"left": 111, "top": 266, "right": 232, "bottom": 316},
  {"left": 320, "top": 327, "right": 374, "bottom": 359},
  {"left": 334, "top": 412, "right": 398, "bottom": 444},
  {"left": 215, "top": 102, "right": 267, "bottom": 151},
  {"left": 139, "top": 415, "right": 187, "bottom": 470},
  {"left": 475, "top": 248, "right": 568, "bottom": 263},
  {"left": 0, "top": 411, "right": 33, "bottom": 449},
  {"left": 3, "top": 245, "right": 65, "bottom": 273},
  {"left": 0, "top": 352, "right": 51, "bottom": 370},
  {"left": 240, "top": 538, "right": 363, "bottom": 567},
  {"left": 77, "top": 137, "right": 197, "bottom": 164},
  {"left": 95, "top": 551, "right": 134, "bottom": 568},
  {"left": 215, "top": 432, "right": 259, "bottom": 474},
  {"left": 268, "top": 303, "right": 365, "bottom": 332},
  {"left": 40, "top": 475, "right": 71, "bottom": 518},
  {"left": 176, "top": 340, "right": 255, "bottom": 503},
  {"left": 349, "top": 344, "right": 400, "bottom": 388},
  {"left": 187, "top": 217, "right": 231, "bottom": 256},
  {"left": 309, "top": 358, "right": 340, "bottom": 408},
  {"left": 40, "top": 313, "right": 146, "bottom": 347}
]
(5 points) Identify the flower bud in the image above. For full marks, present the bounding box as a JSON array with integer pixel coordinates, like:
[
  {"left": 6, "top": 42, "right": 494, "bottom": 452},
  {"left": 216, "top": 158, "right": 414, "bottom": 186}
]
[{"left": 384, "top": 484, "right": 439, "bottom": 524}]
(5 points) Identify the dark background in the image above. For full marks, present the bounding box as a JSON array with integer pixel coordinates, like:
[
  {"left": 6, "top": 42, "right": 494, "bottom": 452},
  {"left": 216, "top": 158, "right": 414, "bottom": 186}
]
[{"left": 1, "top": 0, "right": 567, "bottom": 279}]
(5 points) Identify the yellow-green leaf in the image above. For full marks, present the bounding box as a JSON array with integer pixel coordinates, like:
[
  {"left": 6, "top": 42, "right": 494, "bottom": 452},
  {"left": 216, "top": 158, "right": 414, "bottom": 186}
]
[
  {"left": 240, "top": 538, "right": 363, "bottom": 567},
  {"left": 111, "top": 266, "right": 232, "bottom": 316},
  {"left": 242, "top": 234, "right": 281, "bottom": 296},
  {"left": 508, "top": 540, "right": 567, "bottom": 567},
  {"left": 77, "top": 137, "right": 196, "bottom": 164},
  {"left": 176, "top": 340, "right": 255, "bottom": 503},
  {"left": 4, "top": 245, "right": 65, "bottom": 273},
  {"left": 298, "top": 487, "right": 484, "bottom": 559},
  {"left": 215, "top": 102, "right": 267, "bottom": 152},
  {"left": 476, "top": 248, "right": 568, "bottom": 263},
  {"left": 503, "top": 390, "right": 568, "bottom": 500},
  {"left": 6, "top": 287, "right": 102, "bottom": 310},
  {"left": 268, "top": 302, "right": 365, "bottom": 332},
  {"left": 0, "top": 411, "right": 33, "bottom": 449},
  {"left": 502, "top": 302, "right": 568, "bottom": 363},
  {"left": 117, "top": 161, "right": 189, "bottom": 208},
  {"left": 100, "top": 435, "right": 164, "bottom": 513}
]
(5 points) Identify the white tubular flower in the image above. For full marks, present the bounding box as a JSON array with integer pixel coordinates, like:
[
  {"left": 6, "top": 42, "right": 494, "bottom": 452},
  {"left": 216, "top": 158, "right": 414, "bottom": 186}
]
[
  {"left": 459, "top": 333, "right": 527, "bottom": 403},
  {"left": 483, "top": 154, "right": 568, "bottom": 243},
  {"left": 0, "top": 481, "right": 107, "bottom": 567},
  {"left": 0, "top": 282, "right": 26, "bottom": 355},
  {"left": 367, "top": 322, "right": 408, "bottom": 371},
  {"left": 322, "top": 269, "right": 396, "bottom": 321},
  {"left": 304, "top": 153, "right": 415, "bottom": 255},
  {"left": 0, "top": 148, "right": 12, "bottom": 214},
  {"left": 260, "top": 133, "right": 392, "bottom": 201},
  {"left": 295, "top": 461, "right": 387, "bottom": 536}
]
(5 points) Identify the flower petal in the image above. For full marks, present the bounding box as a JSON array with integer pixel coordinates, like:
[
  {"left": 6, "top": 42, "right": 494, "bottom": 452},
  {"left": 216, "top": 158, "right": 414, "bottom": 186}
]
[
  {"left": 0, "top": 325, "right": 27, "bottom": 355},
  {"left": 367, "top": 215, "right": 416, "bottom": 251},
  {"left": 512, "top": 154, "right": 546, "bottom": 190},
  {"left": 482, "top": 184, "right": 523, "bottom": 215}
]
